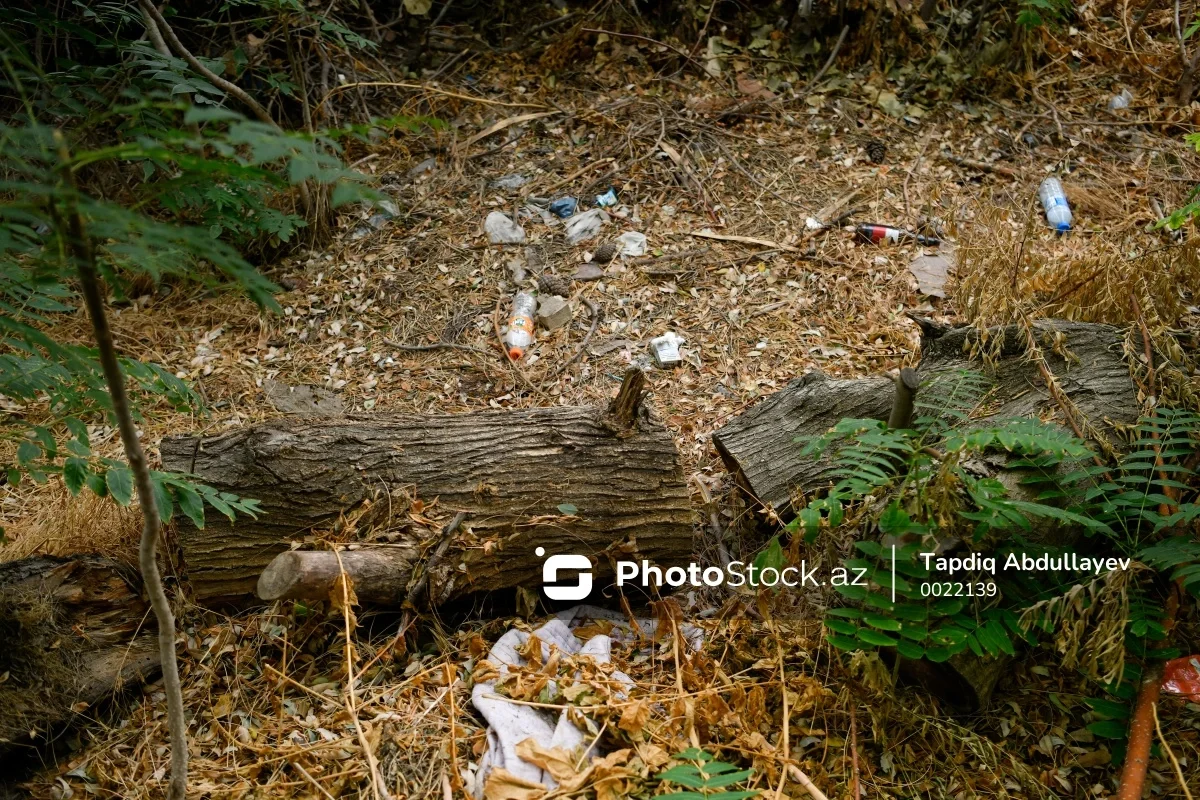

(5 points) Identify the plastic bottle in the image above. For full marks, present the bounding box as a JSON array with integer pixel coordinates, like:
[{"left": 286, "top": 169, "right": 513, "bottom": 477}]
[
  {"left": 1038, "top": 177, "right": 1072, "bottom": 233},
  {"left": 503, "top": 292, "right": 537, "bottom": 360}
]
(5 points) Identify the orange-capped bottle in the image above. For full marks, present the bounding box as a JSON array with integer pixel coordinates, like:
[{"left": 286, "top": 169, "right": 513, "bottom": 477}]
[{"left": 503, "top": 292, "right": 537, "bottom": 360}]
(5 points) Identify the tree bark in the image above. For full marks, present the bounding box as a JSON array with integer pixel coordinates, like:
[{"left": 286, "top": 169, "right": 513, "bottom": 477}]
[
  {"left": 712, "top": 372, "right": 894, "bottom": 514},
  {"left": 714, "top": 320, "right": 1139, "bottom": 517},
  {"left": 258, "top": 547, "right": 420, "bottom": 604},
  {"left": 162, "top": 369, "right": 695, "bottom": 602},
  {"left": 0, "top": 556, "right": 160, "bottom": 761},
  {"left": 713, "top": 320, "right": 1141, "bottom": 711}
]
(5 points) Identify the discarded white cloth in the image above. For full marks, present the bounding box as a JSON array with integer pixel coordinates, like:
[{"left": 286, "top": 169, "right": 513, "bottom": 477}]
[{"left": 469, "top": 605, "right": 701, "bottom": 798}]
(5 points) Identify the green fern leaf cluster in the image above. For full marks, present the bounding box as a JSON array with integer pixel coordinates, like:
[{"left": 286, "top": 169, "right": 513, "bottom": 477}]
[{"left": 785, "top": 367, "right": 1200, "bottom": 675}]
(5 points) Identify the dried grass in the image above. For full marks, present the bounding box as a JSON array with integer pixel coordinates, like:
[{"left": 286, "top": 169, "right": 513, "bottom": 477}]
[{"left": 1, "top": 481, "right": 140, "bottom": 564}]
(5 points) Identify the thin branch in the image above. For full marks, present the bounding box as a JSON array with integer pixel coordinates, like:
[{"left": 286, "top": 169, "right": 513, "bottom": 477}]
[
  {"left": 138, "top": 0, "right": 277, "bottom": 127},
  {"left": 383, "top": 338, "right": 489, "bottom": 355},
  {"left": 140, "top": 5, "right": 172, "bottom": 58},
  {"left": 55, "top": 132, "right": 188, "bottom": 800},
  {"left": 807, "top": 25, "right": 849, "bottom": 93},
  {"left": 549, "top": 297, "right": 601, "bottom": 378}
]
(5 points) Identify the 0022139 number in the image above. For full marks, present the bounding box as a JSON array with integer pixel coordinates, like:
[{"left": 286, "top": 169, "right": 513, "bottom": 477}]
[{"left": 920, "top": 581, "right": 998, "bottom": 598}]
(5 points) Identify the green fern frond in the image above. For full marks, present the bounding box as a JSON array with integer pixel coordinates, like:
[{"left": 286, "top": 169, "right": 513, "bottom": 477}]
[{"left": 914, "top": 369, "right": 995, "bottom": 434}]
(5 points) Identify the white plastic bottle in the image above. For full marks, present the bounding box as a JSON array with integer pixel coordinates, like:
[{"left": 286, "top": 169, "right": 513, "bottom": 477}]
[
  {"left": 503, "top": 292, "right": 537, "bottom": 360},
  {"left": 1039, "top": 177, "right": 1073, "bottom": 233}
]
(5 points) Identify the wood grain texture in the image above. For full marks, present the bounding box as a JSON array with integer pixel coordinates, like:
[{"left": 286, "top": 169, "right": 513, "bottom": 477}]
[
  {"left": 712, "top": 372, "right": 894, "bottom": 513},
  {"left": 162, "top": 404, "right": 695, "bottom": 601},
  {"left": 714, "top": 320, "right": 1139, "bottom": 517}
]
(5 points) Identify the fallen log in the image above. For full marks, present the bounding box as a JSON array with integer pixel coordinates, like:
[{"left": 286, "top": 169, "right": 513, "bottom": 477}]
[
  {"left": 712, "top": 320, "right": 1141, "bottom": 710},
  {"left": 161, "top": 368, "right": 695, "bottom": 603},
  {"left": 0, "top": 555, "right": 159, "bottom": 760},
  {"left": 713, "top": 319, "right": 1138, "bottom": 517}
]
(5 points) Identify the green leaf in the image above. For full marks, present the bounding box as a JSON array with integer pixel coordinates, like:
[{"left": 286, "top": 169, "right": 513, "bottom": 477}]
[
  {"left": 32, "top": 426, "right": 57, "bottom": 459},
  {"left": 63, "top": 457, "right": 88, "bottom": 495},
  {"left": 1087, "top": 720, "right": 1128, "bottom": 739},
  {"left": 1086, "top": 698, "right": 1130, "bottom": 720},
  {"left": 16, "top": 439, "right": 40, "bottom": 466},
  {"left": 86, "top": 471, "right": 107, "bottom": 497},
  {"left": 925, "top": 645, "right": 955, "bottom": 663},
  {"left": 824, "top": 619, "right": 859, "bottom": 636},
  {"left": 862, "top": 613, "right": 902, "bottom": 632},
  {"left": 174, "top": 481, "right": 206, "bottom": 529},
  {"left": 105, "top": 465, "right": 133, "bottom": 506},
  {"left": 150, "top": 474, "right": 174, "bottom": 523},
  {"left": 556, "top": 503, "right": 577, "bottom": 516},
  {"left": 895, "top": 640, "right": 925, "bottom": 659},
  {"left": 856, "top": 629, "right": 899, "bottom": 647},
  {"left": 754, "top": 537, "right": 785, "bottom": 573}
]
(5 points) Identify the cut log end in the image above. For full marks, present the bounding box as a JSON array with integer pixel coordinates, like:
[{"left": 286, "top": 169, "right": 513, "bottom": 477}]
[{"left": 256, "top": 551, "right": 305, "bottom": 601}]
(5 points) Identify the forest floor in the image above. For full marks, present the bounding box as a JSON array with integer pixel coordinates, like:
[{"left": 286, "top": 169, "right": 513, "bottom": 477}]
[{"left": 5, "top": 28, "right": 1200, "bottom": 800}]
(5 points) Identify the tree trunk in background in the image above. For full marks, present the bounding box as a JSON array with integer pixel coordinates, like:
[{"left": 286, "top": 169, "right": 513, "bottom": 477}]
[{"left": 162, "top": 369, "right": 695, "bottom": 603}]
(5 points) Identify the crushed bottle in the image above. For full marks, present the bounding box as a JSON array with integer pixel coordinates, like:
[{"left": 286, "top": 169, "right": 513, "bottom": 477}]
[
  {"left": 503, "top": 292, "right": 537, "bottom": 360},
  {"left": 1038, "top": 177, "right": 1073, "bottom": 233},
  {"left": 855, "top": 224, "right": 940, "bottom": 246},
  {"left": 595, "top": 187, "right": 618, "bottom": 207}
]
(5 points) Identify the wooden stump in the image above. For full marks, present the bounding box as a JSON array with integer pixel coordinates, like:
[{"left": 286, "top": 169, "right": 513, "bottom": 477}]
[
  {"left": 714, "top": 320, "right": 1138, "bottom": 518},
  {"left": 162, "top": 369, "right": 695, "bottom": 603}
]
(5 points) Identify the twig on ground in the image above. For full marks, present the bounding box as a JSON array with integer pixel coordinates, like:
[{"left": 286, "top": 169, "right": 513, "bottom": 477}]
[
  {"left": 942, "top": 154, "right": 1018, "bottom": 178},
  {"left": 688, "top": 230, "right": 800, "bottom": 252},
  {"left": 632, "top": 247, "right": 710, "bottom": 266},
  {"left": 332, "top": 548, "right": 391, "bottom": 800},
  {"left": 456, "top": 110, "right": 560, "bottom": 154},
  {"left": 849, "top": 701, "right": 862, "bottom": 800},
  {"left": 773, "top": 625, "right": 790, "bottom": 800},
  {"left": 904, "top": 130, "right": 935, "bottom": 222},
  {"left": 292, "top": 762, "right": 338, "bottom": 800},
  {"left": 318, "top": 81, "right": 552, "bottom": 111},
  {"left": 384, "top": 339, "right": 490, "bottom": 355}
]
